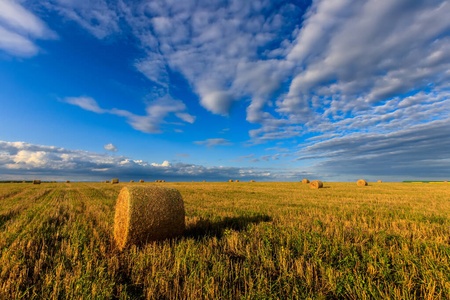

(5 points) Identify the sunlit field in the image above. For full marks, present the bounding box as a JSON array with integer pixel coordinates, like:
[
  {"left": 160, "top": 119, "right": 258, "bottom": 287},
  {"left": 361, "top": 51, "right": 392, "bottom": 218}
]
[{"left": 0, "top": 181, "right": 449, "bottom": 299}]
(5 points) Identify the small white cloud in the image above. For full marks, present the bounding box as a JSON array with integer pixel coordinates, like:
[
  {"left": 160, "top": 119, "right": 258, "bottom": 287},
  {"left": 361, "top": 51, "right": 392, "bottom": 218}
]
[
  {"left": 103, "top": 143, "right": 117, "bottom": 152},
  {"left": 150, "top": 160, "right": 171, "bottom": 167}
]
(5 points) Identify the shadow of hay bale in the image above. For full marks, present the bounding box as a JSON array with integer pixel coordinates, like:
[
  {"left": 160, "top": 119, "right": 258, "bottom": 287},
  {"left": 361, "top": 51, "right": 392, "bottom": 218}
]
[{"left": 183, "top": 214, "right": 272, "bottom": 240}]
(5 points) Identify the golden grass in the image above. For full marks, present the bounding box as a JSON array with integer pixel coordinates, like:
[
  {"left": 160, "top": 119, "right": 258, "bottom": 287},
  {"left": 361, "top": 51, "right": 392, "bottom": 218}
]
[{"left": 113, "top": 186, "right": 185, "bottom": 250}]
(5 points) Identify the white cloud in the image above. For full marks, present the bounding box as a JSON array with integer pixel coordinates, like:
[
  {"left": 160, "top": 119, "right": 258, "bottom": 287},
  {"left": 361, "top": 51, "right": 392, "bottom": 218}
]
[
  {"left": 65, "top": 96, "right": 105, "bottom": 114},
  {"left": 103, "top": 143, "right": 117, "bottom": 152},
  {"left": 0, "top": 0, "right": 56, "bottom": 57},
  {"left": 0, "top": 140, "right": 289, "bottom": 181}
]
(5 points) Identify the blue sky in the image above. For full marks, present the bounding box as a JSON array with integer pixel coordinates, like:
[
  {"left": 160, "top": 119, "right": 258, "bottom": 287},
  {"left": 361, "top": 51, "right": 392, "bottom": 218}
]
[{"left": 0, "top": 0, "right": 449, "bottom": 182}]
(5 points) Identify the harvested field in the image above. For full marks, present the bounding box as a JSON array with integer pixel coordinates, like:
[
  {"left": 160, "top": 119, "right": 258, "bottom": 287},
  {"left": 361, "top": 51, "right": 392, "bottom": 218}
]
[{"left": 0, "top": 182, "right": 449, "bottom": 299}]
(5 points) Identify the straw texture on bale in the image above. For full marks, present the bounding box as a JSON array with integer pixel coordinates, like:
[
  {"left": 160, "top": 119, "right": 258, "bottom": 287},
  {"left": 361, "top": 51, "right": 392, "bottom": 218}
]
[
  {"left": 113, "top": 186, "right": 185, "bottom": 250},
  {"left": 357, "top": 179, "right": 368, "bottom": 186},
  {"left": 229, "top": 179, "right": 233, "bottom": 182},
  {"left": 130, "top": 180, "right": 134, "bottom": 183},
  {"left": 139, "top": 180, "right": 144, "bottom": 183},
  {"left": 377, "top": 180, "right": 382, "bottom": 183},
  {"left": 32, "top": 180, "right": 41, "bottom": 185},
  {"left": 111, "top": 179, "right": 119, "bottom": 184},
  {"left": 310, "top": 180, "right": 323, "bottom": 189},
  {"left": 302, "top": 179, "right": 310, "bottom": 184}
]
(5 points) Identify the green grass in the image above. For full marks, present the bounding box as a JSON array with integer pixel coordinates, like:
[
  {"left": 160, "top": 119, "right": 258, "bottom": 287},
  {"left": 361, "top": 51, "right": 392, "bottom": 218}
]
[{"left": 0, "top": 181, "right": 449, "bottom": 299}]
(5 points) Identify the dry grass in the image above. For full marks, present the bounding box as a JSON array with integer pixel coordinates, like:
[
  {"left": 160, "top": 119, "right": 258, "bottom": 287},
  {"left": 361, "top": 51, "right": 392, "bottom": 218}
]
[
  {"left": 113, "top": 186, "right": 185, "bottom": 250},
  {"left": 357, "top": 179, "right": 368, "bottom": 186},
  {"left": 310, "top": 180, "right": 323, "bottom": 189}
]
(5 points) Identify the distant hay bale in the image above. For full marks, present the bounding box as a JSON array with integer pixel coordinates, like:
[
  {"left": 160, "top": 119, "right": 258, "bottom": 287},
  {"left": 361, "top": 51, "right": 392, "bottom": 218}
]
[
  {"left": 111, "top": 179, "right": 119, "bottom": 184},
  {"left": 310, "top": 180, "right": 323, "bottom": 189},
  {"left": 130, "top": 180, "right": 134, "bottom": 183},
  {"left": 203, "top": 180, "right": 206, "bottom": 182},
  {"left": 162, "top": 180, "right": 165, "bottom": 182},
  {"left": 357, "top": 179, "right": 368, "bottom": 186},
  {"left": 155, "top": 180, "right": 158, "bottom": 182},
  {"left": 235, "top": 179, "right": 240, "bottom": 182},
  {"left": 229, "top": 179, "right": 233, "bottom": 182},
  {"left": 139, "top": 180, "right": 144, "bottom": 183},
  {"left": 377, "top": 180, "right": 382, "bottom": 183},
  {"left": 66, "top": 180, "right": 70, "bottom": 183},
  {"left": 105, "top": 180, "right": 110, "bottom": 183},
  {"left": 22, "top": 181, "right": 26, "bottom": 183},
  {"left": 250, "top": 180, "right": 255, "bottom": 182},
  {"left": 113, "top": 186, "right": 185, "bottom": 250},
  {"left": 302, "top": 179, "right": 310, "bottom": 184},
  {"left": 32, "top": 180, "right": 41, "bottom": 185}
]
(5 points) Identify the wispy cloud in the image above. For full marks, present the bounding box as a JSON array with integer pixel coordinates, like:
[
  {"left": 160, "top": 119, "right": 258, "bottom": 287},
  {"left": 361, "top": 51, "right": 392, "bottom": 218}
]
[
  {"left": 64, "top": 94, "right": 195, "bottom": 134},
  {"left": 194, "top": 138, "right": 233, "bottom": 148},
  {"left": 0, "top": 0, "right": 57, "bottom": 57}
]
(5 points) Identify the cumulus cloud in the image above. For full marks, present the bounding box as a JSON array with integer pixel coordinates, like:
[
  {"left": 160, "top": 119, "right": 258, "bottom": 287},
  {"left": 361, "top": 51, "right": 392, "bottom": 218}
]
[
  {"left": 64, "top": 94, "right": 195, "bottom": 133},
  {"left": 103, "top": 143, "right": 117, "bottom": 152},
  {"left": 0, "top": 140, "right": 295, "bottom": 181},
  {"left": 0, "top": 0, "right": 57, "bottom": 57},
  {"left": 194, "top": 138, "right": 233, "bottom": 148}
]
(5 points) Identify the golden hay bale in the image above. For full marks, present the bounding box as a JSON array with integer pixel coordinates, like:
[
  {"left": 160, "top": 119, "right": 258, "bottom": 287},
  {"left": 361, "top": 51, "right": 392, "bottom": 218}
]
[
  {"left": 32, "top": 180, "right": 41, "bottom": 185},
  {"left": 229, "top": 179, "right": 233, "bottom": 182},
  {"left": 235, "top": 179, "right": 240, "bottom": 182},
  {"left": 111, "top": 179, "right": 119, "bottom": 184},
  {"left": 377, "top": 180, "right": 382, "bottom": 183},
  {"left": 310, "top": 180, "right": 323, "bottom": 189},
  {"left": 113, "top": 186, "right": 185, "bottom": 250},
  {"left": 139, "top": 180, "right": 144, "bottom": 183},
  {"left": 357, "top": 179, "right": 368, "bottom": 186},
  {"left": 302, "top": 179, "right": 310, "bottom": 184},
  {"left": 105, "top": 180, "right": 110, "bottom": 183},
  {"left": 130, "top": 180, "right": 134, "bottom": 183},
  {"left": 66, "top": 180, "right": 70, "bottom": 183},
  {"left": 250, "top": 180, "right": 255, "bottom": 182},
  {"left": 162, "top": 180, "right": 165, "bottom": 182}
]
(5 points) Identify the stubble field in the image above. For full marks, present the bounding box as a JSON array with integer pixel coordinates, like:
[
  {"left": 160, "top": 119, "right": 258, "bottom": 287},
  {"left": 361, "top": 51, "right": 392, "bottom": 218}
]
[{"left": 0, "top": 181, "right": 449, "bottom": 299}]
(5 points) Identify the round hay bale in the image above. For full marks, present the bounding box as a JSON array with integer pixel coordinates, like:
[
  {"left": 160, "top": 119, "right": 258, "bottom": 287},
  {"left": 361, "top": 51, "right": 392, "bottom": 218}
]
[
  {"left": 250, "top": 180, "right": 255, "bottom": 182},
  {"left": 113, "top": 186, "right": 185, "bottom": 250},
  {"left": 105, "top": 180, "right": 110, "bottom": 183},
  {"left": 235, "top": 179, "right": 240, "bottom": 182},
  {"left": 357, "top": 179, "right": 368, "bottom": 186},
  {"left": 229, "top": 179, "right": 233, "bottom": 182},
  {"left": 310, "top": 180, "right": 323, "bottom": 189},
  {"left": 130, "top": 180, "right": 134, "bottom": 183},
  {"left": 139, "top": 180, "right": 144, "bottom": 183},
  {"left": 377, "top": 180, "right": 382, "bottom": 183},
  {"left": 111, "top": 179, "right": 119, "bottom": 184},
  {"left": 32, "top": 180, "right": 41, "bottom": 185},
  {"left": 162, "top": 180, "right": 165, "bottom": 182},
  {"left": 66, "top": 180, "right": 70, "bottom": 183},
  {"left": 302, "top": 179, "right": 310, "bottom": 184}
]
